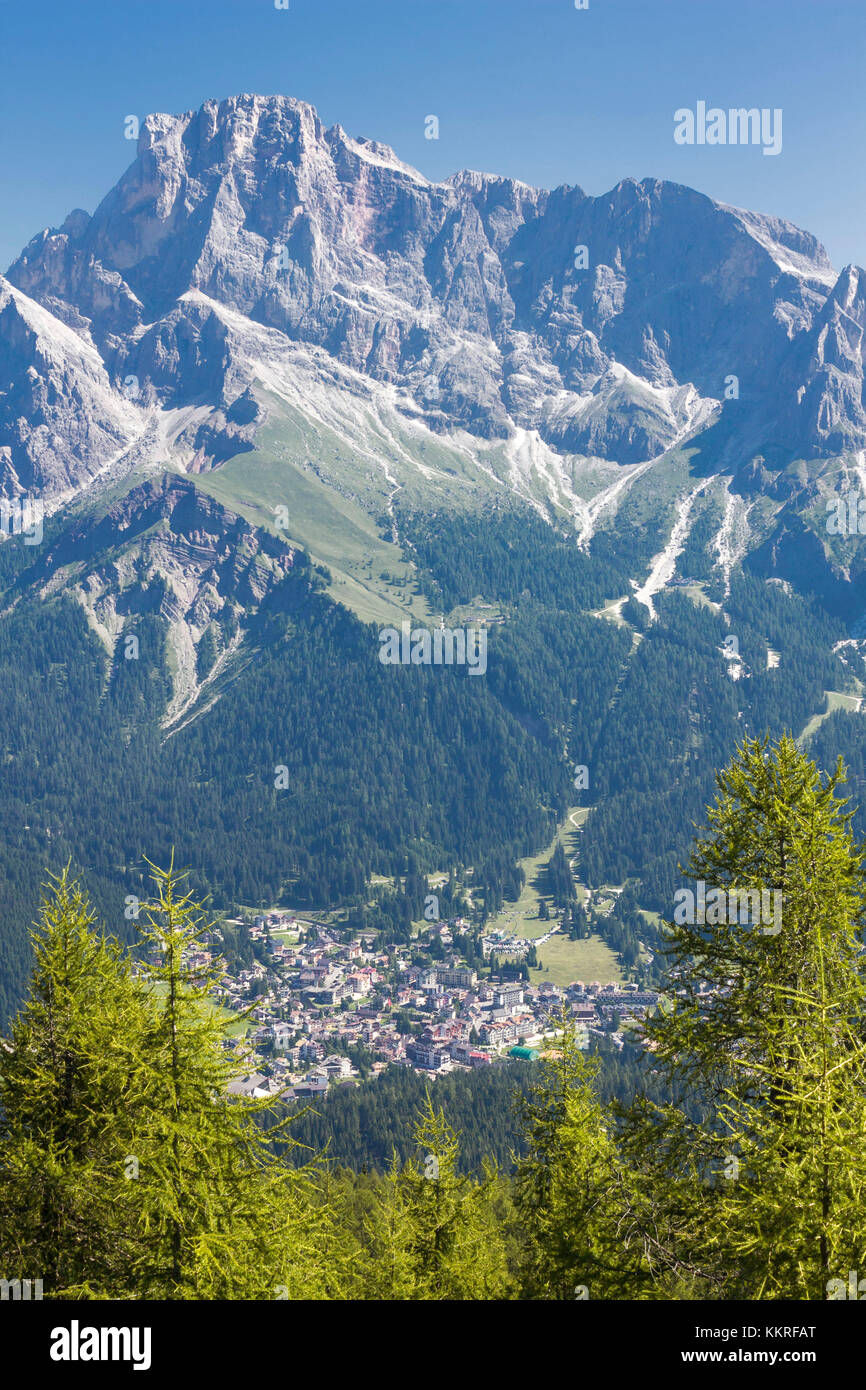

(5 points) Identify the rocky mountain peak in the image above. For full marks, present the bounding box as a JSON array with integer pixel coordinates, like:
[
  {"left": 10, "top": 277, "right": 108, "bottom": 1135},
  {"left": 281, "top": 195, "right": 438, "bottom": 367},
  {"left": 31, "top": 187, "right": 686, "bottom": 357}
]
[{"left": 2, "top": 92, "right": 865, "bottom": 509}]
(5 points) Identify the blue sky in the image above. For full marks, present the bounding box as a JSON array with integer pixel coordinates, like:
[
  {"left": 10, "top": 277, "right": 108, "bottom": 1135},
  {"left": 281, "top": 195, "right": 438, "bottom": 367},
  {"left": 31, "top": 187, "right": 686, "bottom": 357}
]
[{"left": 1, "top": 0, "right": 864, "bottom": 272}]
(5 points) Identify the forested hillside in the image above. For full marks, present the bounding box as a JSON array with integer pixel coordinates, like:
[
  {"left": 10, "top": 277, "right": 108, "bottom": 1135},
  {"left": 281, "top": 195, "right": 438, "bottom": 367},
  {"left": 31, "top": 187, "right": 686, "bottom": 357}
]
[
  {"left": 278, "top": 1042, "right": 675, "bottom": 1176},
  {"left": 0, "top": 490, "right": 858, "bottom": 1025}
]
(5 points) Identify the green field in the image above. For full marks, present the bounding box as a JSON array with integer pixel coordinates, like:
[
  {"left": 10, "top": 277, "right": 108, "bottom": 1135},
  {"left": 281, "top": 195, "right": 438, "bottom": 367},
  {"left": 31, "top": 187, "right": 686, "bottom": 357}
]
[
  {"left": 528, "top": 933, "right": 622, "bottom": 987},
  {"left": 482, "top": 811, "right": 580, "bottom": 940},
  {"left": 484, "top": 805, "right": 622, "bottom": 984},
  {"left": 195, "top": 443, "right": 430, "bottom": 627},
  {"left": 682, "top": 582, "right": 722, "bottom": 614},
  {"left": 591, "top": 595, "right": 630, "bottom": 627},
  {"left": 495, "top": 806, "right": 592, "bottom": 926},
  {"left": 219, "top": 1005, "right": 252, "bottom": 1040}
]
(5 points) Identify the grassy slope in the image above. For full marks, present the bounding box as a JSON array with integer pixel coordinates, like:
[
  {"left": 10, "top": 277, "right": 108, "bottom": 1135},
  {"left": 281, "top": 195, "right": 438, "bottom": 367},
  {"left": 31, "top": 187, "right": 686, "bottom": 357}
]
[
  {"left": 798, "top": 690, "right": 863, "bottom": 746},
  {"left": 484, "top": 804, "right": 622, "bottom": 985},
  {"left": 193, "top": 388, "right": 504, "bottom": 628},
  {"left": 195, "top": 446, "right": 429, "bottom": 627}
]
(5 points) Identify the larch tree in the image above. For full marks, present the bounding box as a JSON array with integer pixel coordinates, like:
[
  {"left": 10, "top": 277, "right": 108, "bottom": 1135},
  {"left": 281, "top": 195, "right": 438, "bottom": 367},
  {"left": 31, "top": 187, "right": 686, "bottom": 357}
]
[
  {"left": 0, "top": 868, "right": 153, "bottom": 1297},
  {"left": 129, "top": 857, "right": 349, "bottom": 1300},
  {"left": 513, "top": 1023, "right": 649, "bottom": 1300},
  {"left": 620, "top": 735, "right": 866, "bottom": 1299},
  {"left": 361, "top": 1092, "right": 513, "bottom": 1300},
  {"left": 0, "top": 858, "right": 350, "bottom": 1301}
]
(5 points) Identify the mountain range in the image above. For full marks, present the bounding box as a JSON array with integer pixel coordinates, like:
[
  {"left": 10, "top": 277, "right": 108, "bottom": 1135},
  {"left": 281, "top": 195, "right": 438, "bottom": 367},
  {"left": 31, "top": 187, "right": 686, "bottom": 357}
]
[
  {"left": 1, "top": 91, "right": 866, "bottom": 1021},
  {"left": 3, "top": 95, "right": 865, "bottom": 583}
]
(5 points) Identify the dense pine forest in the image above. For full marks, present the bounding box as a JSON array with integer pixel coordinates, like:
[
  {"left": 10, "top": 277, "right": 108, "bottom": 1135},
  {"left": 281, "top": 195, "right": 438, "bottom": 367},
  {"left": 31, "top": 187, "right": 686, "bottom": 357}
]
[
  {"left": 0, "top": 499, "right": 855, "bottom": 1030},
  {"left": 279, "top": 1040, "right": 673, "bottom": 1176}
]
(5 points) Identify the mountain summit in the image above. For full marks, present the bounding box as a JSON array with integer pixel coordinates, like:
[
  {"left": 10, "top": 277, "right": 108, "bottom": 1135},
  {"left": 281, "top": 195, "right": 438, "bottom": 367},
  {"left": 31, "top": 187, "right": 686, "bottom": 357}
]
[{"left": 3, "top": 93, "right": 861, "bottom": 503}]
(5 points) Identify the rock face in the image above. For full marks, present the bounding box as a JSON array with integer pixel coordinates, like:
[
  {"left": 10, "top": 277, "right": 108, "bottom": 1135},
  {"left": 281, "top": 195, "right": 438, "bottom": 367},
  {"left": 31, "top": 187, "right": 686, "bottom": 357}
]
[
  {"left": 26, "top": 473, "right": 299, "bottom": 725},
  {"left": 2, "top": 92, "right": 864, "bottom": 502},
  {"left": 774, "top": 265, "right": 866, "bottom": 456},
  {"left": 0, "top": 277, "right": 143, "bottom": 497}
]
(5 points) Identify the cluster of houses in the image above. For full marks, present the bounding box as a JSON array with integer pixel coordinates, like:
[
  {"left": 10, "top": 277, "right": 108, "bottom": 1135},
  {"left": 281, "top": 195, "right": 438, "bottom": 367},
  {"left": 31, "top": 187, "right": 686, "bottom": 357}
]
[
  {"left": 189, "top": 911, "right": 663, "bottom": 1093},
  {"left": 480, "top": 928, "right": 535, "bottom": 959},
  {"left": 401, "top": 978, "right": 661, "bottom": 1068},
  {"left": 227, "top": 1051, "right": 356, "bottom": 1101}
]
